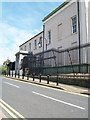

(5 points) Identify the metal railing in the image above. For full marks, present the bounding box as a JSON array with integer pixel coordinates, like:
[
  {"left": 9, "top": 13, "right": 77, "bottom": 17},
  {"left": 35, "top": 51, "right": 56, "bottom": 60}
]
[{"left": 5, "top": 71, "right": 90, "bottom": 88}]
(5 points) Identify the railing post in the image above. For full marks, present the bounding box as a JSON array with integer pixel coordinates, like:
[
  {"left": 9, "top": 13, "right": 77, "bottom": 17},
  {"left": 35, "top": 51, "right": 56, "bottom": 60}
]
[
  {"left": 39, "top": 74, "right": 41, "bottom": 82},
  {"left": 47, "top": 75, "right": 49, "bottom": 84}
]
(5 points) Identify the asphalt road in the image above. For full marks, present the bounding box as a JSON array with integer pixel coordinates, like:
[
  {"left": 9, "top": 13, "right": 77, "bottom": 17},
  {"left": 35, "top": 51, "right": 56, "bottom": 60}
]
[{"left": 0, "top": 77, "right": 89, "bottom": 118}]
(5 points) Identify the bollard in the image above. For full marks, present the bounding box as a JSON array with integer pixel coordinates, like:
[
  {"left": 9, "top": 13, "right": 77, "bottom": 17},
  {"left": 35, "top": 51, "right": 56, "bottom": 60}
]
[
  {"left": 12, "top": 71, "right": 13, "bottom": 77},
  {"left": 15, "top": 72, "right": 16, "bottom": 78},
  {"left": 5, "top": 72, "right": 6, "bottom": 76},
  {"left": 9, "top": 71, "right": 10, "bottom": 76},
  {"left": 47, "top": 75, "right": 49, "bottom": 84},
  {"left": 27, "top": 74, "right": 29, "bottom": 80},
  {"left": 33, "top": 73, "right": 35, "bottom": 81},
  {"left": 18, "top": 72, "right": 20, "bottom": 78},
  {"left": 56, "top": 74, "right": 59, "bottom": 86},
  {"left": 22, "top": 73, "right": 24, "bottom": 79},
  {"left": 39, "top": 74, "right": 41, "bottom": 82}
]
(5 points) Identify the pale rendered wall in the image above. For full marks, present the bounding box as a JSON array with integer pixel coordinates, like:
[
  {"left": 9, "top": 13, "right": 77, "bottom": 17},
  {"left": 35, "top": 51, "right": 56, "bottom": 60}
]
[
  {"left": 44, "top": 2, "right": 78, "bottom": 51},
  {"left": 19, "top": 32, "right": 43, "bottom": 55}
]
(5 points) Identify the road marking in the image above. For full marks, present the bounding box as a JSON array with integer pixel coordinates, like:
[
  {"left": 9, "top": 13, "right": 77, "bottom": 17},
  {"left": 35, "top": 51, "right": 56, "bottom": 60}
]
[
  {"left": 4, "top": 82, "right": 20, "bottom": 88},
  {"left": 0, "top": 102, "right": 17, "bottom": 118},
  {"left": 32, "top": 91, "right": 85, "bottom": 110},
  {"left": 0, "top": 99, "right": 25, "bottom": 119},
  {"left": 3, "top": 77, "right": 89, "bottom": 97}
]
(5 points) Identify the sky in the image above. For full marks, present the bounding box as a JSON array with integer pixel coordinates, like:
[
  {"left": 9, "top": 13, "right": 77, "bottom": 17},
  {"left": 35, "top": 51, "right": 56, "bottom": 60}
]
[{"left": 0, "top": 0, "right": 64, "bottom": 65}]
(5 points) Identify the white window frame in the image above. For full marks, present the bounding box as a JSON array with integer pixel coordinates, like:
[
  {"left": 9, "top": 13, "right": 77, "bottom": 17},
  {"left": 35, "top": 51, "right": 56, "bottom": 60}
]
[
  {"left": 39, "top": 36, "right": 42, "bottom": 48},
  {"left": 71, "top": 15, "right": 77, "bottom": 34},
  {"left": 34, "top": 39, "right": 37, "bottom": 49},
  {"left": 47, "top": 30, "right": 51, "bottom": 44},
  {"left": 25, "top": 45, "right": 26, "bottom": 51},
  {"left": 29, "top": 43, "right": 31, "bottom": 52},
  {"left": 20, "top": 47, "right": 23, "bottom": 50}
]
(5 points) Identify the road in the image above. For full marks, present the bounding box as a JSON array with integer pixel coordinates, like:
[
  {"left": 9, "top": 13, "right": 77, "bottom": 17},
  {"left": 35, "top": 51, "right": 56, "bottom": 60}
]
[{"left": 0, "top": 77, "right": 89, "bottom": 118}]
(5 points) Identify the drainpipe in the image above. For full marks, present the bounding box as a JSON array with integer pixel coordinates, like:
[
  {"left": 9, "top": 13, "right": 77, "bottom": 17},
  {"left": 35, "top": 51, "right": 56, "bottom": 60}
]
[
  {"left": 43, "top": 24, "right": 45, "bottom": 54},
  {"left": 77, "top": 0, "right": 81, "bottom": 73},
  {"left": 43, "top": 24, "right": 45, "bottom": 72}
]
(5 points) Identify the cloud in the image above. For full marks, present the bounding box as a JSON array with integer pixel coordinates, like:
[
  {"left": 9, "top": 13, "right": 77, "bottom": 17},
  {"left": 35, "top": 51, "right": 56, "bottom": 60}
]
[{"left": 0, "top": 22, "right": 35, "bottom": 65}]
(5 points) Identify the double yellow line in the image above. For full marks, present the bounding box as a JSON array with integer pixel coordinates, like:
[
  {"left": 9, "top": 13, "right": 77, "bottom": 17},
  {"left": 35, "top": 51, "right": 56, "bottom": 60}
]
[{"left": 0, "top": 98, "right": 26, "bottom": 119}]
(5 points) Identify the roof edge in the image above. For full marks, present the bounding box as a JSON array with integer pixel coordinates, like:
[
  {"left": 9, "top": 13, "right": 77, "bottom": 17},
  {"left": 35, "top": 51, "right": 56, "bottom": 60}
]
[
  {"left": 42, "top": 0, "right": 71, "bottom": 22},
  {"left": 19, "top": 31, "right": 43, "bottom": 47}
]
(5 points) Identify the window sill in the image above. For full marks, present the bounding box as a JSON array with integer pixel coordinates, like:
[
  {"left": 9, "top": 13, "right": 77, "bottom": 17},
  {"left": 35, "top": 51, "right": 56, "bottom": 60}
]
[{"left": 71, "top": 32, "right": 78, "bottom": 35}]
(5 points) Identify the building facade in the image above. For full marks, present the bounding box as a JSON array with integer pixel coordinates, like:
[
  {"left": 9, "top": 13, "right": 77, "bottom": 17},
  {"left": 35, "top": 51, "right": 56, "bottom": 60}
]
[{"left": 16, "top": 0, "right": 90, "bottom": 74}]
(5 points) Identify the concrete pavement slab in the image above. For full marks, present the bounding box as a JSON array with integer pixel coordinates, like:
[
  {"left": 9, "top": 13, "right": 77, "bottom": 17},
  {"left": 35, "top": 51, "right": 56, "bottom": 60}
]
[{"left": 4, "top": 76, "right": 90, "bottom": 96}]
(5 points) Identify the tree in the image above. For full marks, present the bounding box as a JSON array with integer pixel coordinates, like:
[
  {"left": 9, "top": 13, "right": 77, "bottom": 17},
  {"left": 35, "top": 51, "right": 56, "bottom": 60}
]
[
  {"left": 3, "top": 59, "right": 11, "bottom": 66},
  {"left": 0, "top": 58, "right": 11, "bottom": 75},
  {"left": 0, "top": 65, "right": 7, "bottom": 75}
]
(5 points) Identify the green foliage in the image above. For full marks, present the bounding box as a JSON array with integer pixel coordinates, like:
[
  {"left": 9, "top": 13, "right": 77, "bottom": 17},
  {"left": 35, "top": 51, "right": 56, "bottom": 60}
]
[
  {"left": 3, "top": 59, "right": 10, "bottom": 66},
  {"left": 0, "top": 59, "right": 11, "bottom": 75},
  {"left": 0, "top": 65, "right": 7, "bottom": 75}
]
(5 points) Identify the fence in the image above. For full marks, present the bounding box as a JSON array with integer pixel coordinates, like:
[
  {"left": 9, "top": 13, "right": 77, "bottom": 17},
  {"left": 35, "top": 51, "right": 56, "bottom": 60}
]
[
  {"left": 5, "top": 72, "right": 90, "bottom": 88},
  {"left": 23, "top": 43, "right": 90, "bottom": 75}
]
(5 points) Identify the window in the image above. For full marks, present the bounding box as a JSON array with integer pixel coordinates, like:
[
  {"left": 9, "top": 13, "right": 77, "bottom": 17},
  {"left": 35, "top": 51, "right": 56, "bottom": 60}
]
[
  {"left": 48, "top": 30, "right": 51, "bottom": 44},
  {"left": 25, "top": 45, "right": 26, "bottom": 51},
  {"left": 72, "top": 15, "right": 77, "bottom": 33},
  {"left": 20, "top": 47, "right": 23, "bottom": 50},
  {"left": 29, "top": 43, "right": 31, "bottom": 51},
  {"left": 34, "top": 40, "right": 37, "bottom": 49},
  {"left": 38, "top": 37, "right": 42, "bottom": 48}
]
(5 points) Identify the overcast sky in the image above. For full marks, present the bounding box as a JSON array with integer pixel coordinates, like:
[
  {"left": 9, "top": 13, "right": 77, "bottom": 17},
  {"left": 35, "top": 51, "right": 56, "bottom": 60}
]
[{"left": 0, "top": 1, "right": 65, "bottom": 65}]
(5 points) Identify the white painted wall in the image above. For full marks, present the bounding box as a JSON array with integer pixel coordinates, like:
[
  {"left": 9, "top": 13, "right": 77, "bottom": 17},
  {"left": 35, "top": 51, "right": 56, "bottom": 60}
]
[
  {"left": 44, "top": 2, "right": 78, "bottom": 51},
  {"left": 18, "top": 0, "right": 89, "bottom": 65}
]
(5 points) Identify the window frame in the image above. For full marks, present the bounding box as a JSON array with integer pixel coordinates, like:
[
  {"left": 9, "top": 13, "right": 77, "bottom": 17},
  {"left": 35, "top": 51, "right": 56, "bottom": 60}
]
[
  {"left": 39, "top": 36, "right": 42, "bottom": 48},
  {"left": 47, "top": 30, "right": 51, "bottom": 45},
  {"left": 34, "top": 39, "right": 37, "bottom": 50},
  {"left": 25, "top": 45, "right": 26, "bottom": 51},
  {"left": 71, "top": 15, "right": 77, "bottom": 34},
  {"left": 29, "top": 42, "right": 31, "bottom": 52}
]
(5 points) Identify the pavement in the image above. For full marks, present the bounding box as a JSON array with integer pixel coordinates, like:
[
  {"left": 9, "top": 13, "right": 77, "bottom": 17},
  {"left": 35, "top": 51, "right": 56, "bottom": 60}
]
[{"left": 5, "top": 75, "right": 90, "bottom": 96}]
